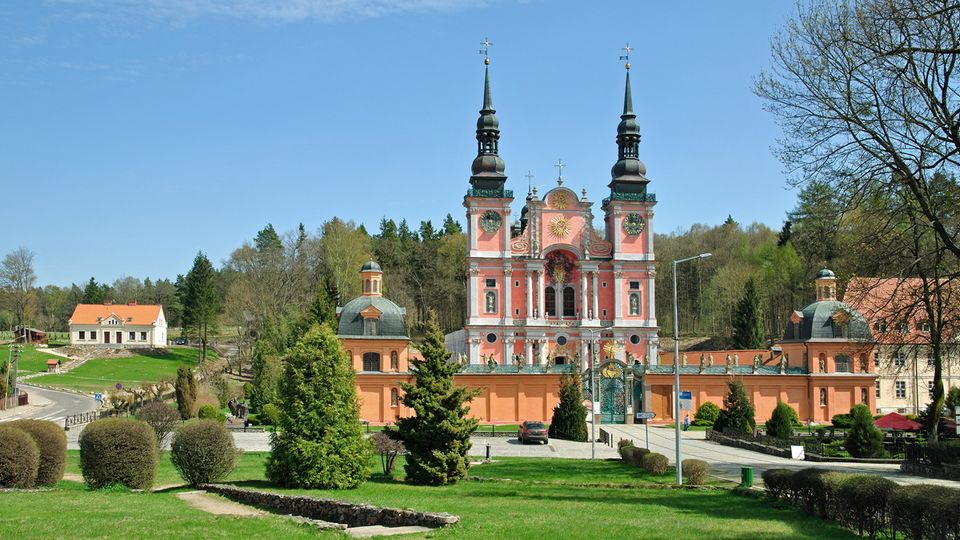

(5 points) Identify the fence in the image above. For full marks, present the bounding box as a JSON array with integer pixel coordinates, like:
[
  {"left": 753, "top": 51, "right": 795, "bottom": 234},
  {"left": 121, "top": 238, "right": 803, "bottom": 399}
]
[{"left": 63, "top": 409, "right": 118, "bottom": 430}]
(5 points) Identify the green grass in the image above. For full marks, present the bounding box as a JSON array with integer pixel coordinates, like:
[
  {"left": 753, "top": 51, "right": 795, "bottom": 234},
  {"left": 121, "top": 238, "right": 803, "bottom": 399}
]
[
  {"left": 0, "top": 452, "right": 856, "bottom": 539},
  {"left": 29, "top": 347, "right": 214, "bottom": 393},
  {"left": 663, "top": 423, "right": 713, "bottom": 431},
  {"left": 3, "top": 344, "right": 67, "bottom": 374}
]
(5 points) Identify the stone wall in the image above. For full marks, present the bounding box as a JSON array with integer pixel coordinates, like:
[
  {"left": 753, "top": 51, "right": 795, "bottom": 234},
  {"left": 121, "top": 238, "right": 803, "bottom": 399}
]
[{"left": 201, "top": 484, "right": 460, "bottom": 528}]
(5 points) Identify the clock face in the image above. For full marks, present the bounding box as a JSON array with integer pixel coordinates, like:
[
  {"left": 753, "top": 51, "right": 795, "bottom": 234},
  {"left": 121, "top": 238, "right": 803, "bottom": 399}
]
[
  {"left": 623, "top": 213, "right": 645, "bottom": 236},
  {"left": 479, "top": 210, "right": 501, "bottom": 233}
]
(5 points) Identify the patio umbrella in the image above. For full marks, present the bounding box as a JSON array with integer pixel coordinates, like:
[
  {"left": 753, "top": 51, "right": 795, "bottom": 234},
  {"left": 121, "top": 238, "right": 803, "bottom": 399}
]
[{"left": 874, "top": 412, "right": 922, "bottom": 431}]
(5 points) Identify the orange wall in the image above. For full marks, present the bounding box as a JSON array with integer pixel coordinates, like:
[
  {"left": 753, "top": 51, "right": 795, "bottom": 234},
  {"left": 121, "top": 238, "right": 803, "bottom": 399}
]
[{"left": 342, "top": 338, "right": 412, "bottom": 373}]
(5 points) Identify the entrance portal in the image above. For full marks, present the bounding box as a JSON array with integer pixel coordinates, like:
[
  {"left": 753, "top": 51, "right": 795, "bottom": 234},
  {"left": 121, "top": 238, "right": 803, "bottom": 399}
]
[{"left": 599, "top": 362, "right": 626, "bottom": 424}]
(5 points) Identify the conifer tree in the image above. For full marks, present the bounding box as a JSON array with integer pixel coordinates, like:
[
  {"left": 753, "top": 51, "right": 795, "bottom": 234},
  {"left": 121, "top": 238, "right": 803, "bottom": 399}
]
[
  {"left": 714, "top": 379, "right": 755, "bottom": 434},
  {"left": 732, "top": 279, "right": 765, "bottom": 349},
  {"left": 845, "top": 404, "right": 883, "bottom": 458},
  {"left": 180, "top": 252, "right": 220, "bottom": 362},
  {"left": 174, "top": 366, "right": 197, "bottom": 419},
  {"left": 392, "top": 314, "right": 478, "bottom": 485},
  {"left": 765, "top": 401, "right": 797, "bottom": 439},
  {"left": 548, "top": 371, "right": 588, "bottom": 442},
  {"left": 266, "top": 324, "right": 369, "bottom": 489}
]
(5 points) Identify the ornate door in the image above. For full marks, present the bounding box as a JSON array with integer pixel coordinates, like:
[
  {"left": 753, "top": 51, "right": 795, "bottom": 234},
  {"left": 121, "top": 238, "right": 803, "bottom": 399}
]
[{"left": 599, "top": 362, "right": 626, "bottom": 424}]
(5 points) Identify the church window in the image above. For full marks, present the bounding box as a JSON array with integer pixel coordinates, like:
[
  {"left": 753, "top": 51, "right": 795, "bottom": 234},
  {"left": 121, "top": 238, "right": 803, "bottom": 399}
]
[
  {"left": 485, "top": 278, "right": 496, "bottom": 287},
  {"left": 835, "top": 354, "right": 851, "bottom": 373},
  {"left": 832, "top": 322, "right": 848, "bottom": 338},
  {"left": 485, "top": 291, "right": 497, "bottom": 314},
  {"left": 897, "top": 321, "right": 909, "bottom": 333},
  {"left": 515, "top": 280, "right": 520, "bottom": 287},
  {"left": 373, "top": 280, "right": 379, "bottom": 293},
  {"left": 630, "top": 335, "right": 640, "bottom": 345},
  {"left": 602, "top": 309, "right": 608, "bottom": 317},
  {"left": 363, "top": 280, "right": 369, "bottom": 293},
  {"left": 545, "top": 286, "right": 556, "bottom": 316},
  {"left": 819, "top": 388, "right": 827, "bottom": 406},
  {"left": 515, "top": 308, "right": 520, "bottom": 315},
  {"left": 557, "top": 336, "right": 567, "bottom": 346},
  {"left": 602, "top": 282, "right": 607, "bottom": 288},
  {"left": 390, "top": 388, "right": 399, "bottom": 407},
  {"left": 486, "top": 333, "right": 497, "bottom": 343},
  {"left": 562, "top": 287, "right": 575, "bottom": 317},
  {"left": 390, "top": 351, "right": 399, "bottom": 370},
  {"left": 362, "top": 352, "right": 381, "bottom": 371},
  {"left": 629, "top": 281, "right": 640, "bottom": 290},
  {"left": 629, "top": 293, "right": 640, "bottom": 316},
  {"left": 364, "top": 318, "right": 379, "bottom": 336}
]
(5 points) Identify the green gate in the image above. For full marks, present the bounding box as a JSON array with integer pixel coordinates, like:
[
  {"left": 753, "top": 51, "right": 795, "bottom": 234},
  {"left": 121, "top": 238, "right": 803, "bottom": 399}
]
[{"left": 599, "top": 362, "right": 626, "bottom": 424}]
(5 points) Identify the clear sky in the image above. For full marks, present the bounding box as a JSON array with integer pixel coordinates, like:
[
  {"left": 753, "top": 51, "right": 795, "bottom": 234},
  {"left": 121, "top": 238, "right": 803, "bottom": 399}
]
[{"left": 1, "top": 0, "right": 799, "bottom": 286}]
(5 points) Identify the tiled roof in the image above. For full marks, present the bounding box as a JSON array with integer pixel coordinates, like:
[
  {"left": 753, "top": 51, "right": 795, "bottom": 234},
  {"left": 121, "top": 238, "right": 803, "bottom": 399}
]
[
  {"left": 844, "top": 277, "right": 956, "bottom": 344},
  {"left": 69, "top": 304, "right": 163, "bottom": 325}
]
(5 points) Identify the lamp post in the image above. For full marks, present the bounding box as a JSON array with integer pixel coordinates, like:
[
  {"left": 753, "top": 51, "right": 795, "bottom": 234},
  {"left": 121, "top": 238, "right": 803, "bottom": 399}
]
[
  {"left": 673, "top": 253, "right": 712, "bottom": 485},
  {"left": 586, "top": 328, "right": 600, "bottom": 460}
]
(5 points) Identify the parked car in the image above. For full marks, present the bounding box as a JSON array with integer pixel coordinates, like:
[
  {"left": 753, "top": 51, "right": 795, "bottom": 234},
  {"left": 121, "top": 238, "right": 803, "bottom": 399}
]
[
  {"left": 174, "top": 337, "right": 188, "bottom": 345},
  {"left": 518, "top": 421, "right": 548, "bottom": 445}
]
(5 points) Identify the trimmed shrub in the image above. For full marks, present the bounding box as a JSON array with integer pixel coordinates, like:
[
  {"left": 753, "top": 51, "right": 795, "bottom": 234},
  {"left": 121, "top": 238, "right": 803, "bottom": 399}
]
[
  {"left": 617, "top": 439, "right": 635, "bottom": 451},
  {"left": 693, "top": 402, "right": 721, "bottom": 426},
  {"left": 836, "top": 475, "right": 896, "bottom": 538},
  {"left": 0, "top": 426, "right": 39, "bottom": 488},
  {"left": 136, "top": 401, "right": 181, "bottom": 448},
  {"left": 831, "top": 413, "right": 853, "bottom": 429},
  {"left": 79, "top": 418, "right": 157, "bottom": 489},
  {"left": 761, "top": 468, "right": 794, "bottom": 501},
  {"left": 623, "top": 446, "right": 650, "bottom": 467},
  {"left": 170, "top": 420, "right": 239, "bottom": 487},
  {"left": 260, "top": 403, "right": 281, "bottom": 426},
  {"left": 681, "top": 459, "right": 708, "bottom": 485},
  {"left": 197, "top": 404, "right": 226, "bottom": 423},
  {"left": 765, "top": 402, "right": 798, "bottom": 439},
  {"left": 923, "top": 486, "right": 960, "bottom": 540},
  {"left": 641, "top": 452, "right": 669, "bottom": 475},
  {"left": 924, "top": 440, "right": 960, "bottom": 465},
  {"left": 845, "top": 404, "right": 883, "bottom": 458},
  {"left": 889, "top": 485, "right": 941, "bottom": 540},
  {"left": 8, "top": 420, "right": 66, "bottom": 486}
]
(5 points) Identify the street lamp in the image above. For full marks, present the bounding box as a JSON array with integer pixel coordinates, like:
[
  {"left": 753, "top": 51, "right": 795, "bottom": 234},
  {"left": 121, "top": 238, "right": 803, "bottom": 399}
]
[
  {"left": 673, "top": 252, "right": 712, "bottom": 485},
  {"left": 586, "top": 328, "right": 600, "bottom": 460}
]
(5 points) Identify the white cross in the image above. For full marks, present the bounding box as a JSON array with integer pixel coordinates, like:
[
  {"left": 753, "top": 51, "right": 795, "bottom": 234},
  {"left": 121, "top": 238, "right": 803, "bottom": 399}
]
[
  {"left": 525, "top": 170, "right": 534, "bottom": 193},
  {"left": 620, "top": 43, "right": 633, "bottom": 69},
  {"left": 479, "top": 38, "right": 493, "bottom": 61}
]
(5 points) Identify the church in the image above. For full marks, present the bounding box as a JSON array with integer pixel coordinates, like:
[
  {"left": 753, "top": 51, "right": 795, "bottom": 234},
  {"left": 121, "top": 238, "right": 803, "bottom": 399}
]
[{"left": 341, "top": 54, "right": 879, "bottom": 426}]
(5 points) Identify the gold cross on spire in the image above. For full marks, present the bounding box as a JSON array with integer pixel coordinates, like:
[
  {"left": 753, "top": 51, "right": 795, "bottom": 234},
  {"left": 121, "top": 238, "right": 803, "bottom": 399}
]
[
  {"left": 619, "top": 43, "right": 633, "bottom": 70},
  {"left": 479, "top": 37, "right": 493, "bottom": 65}
]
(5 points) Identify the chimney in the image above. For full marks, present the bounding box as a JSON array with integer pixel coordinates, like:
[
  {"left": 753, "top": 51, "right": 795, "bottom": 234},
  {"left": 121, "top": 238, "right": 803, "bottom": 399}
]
[
  {"left": 127, "top": 300, "right": 137, "bottom": 306},
  {"left": 103, "top": 300, "right": 113, "bottom": 306}
]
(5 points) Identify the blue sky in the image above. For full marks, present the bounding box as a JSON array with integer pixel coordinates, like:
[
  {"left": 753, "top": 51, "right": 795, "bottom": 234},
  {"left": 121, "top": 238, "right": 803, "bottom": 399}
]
[{"left": 1, "top": 0, "right": 798, "bottom": 286}]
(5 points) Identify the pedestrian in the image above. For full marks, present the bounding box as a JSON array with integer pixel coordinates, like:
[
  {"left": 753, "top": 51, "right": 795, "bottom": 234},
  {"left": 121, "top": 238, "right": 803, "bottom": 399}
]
[{"left": 683, "top": 414, "right": 690, "bottom": 431}]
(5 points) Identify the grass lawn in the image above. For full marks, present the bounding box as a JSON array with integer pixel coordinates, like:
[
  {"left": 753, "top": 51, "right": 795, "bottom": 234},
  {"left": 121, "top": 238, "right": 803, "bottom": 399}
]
[
  {"left": 4, "top": 344, "right": 66, "bottom": 374},
  {"left": 28, "top": 347, "right": 215, "bottom": 393},
  {"left": 0, "top": 452, "right": 857, "bottom": 539},
  {"left": 662, "top": 423, "right": 713, "bottom": 432}
]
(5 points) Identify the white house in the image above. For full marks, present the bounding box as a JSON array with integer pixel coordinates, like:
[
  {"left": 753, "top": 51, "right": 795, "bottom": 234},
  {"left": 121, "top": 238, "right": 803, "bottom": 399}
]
[{"left": 68, "top": 301, "right": 167, "bottom": 348}]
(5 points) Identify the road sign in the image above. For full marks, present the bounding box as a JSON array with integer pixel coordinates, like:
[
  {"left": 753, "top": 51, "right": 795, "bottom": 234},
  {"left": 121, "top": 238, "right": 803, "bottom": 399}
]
[
  {"left": 94, "top": 393, "right": 103, "bottom": 403},
  {"left": 635, "top": 411, "right": 656, "bottom": 420},
  {"left": 679, "top": 390, "right": 693, "bottom": 411},
  {"left": 115, "top": 383, "right": 123, "bottom": 391}
]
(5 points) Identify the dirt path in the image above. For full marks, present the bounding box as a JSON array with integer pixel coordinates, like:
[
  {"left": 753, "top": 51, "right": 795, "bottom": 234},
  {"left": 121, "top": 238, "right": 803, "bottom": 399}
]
[{"left": 176, "top": 491, "right": 264, "bottom": 516}]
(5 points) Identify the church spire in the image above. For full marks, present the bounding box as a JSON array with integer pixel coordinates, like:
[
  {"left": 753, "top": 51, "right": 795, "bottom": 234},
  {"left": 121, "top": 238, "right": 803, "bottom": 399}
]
[
  {"left": 470, "top": 38, "right": 507, "bottom": 192},
  {"left": 609, "top": 45, "right": 649, "bottom": 195}
]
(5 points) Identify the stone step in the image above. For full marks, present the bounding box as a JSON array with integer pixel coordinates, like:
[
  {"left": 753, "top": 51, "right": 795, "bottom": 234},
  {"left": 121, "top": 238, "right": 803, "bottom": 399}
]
[{"left": 346, "top": 525, "right": 433, "bottom": 538}]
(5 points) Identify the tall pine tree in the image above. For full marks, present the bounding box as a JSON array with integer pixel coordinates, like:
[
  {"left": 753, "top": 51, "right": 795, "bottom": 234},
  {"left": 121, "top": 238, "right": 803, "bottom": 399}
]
[
  {"left": 180, "top": 252, "right": 220, "bottom": 362},
  {"left": 392, "top": 315, "right": 478, "bottom": 485},
  {"left": 548, "top": 371, "right": 588, "bottom": 442},
  {"left": 266, "top": 324, "right": 370, "bottom": 489},
  {"left": 714, "top": 379, "right": 755, "bottom": 434},
  {"left": 732, "top": 279, "right": 765, "bottom": 349}
]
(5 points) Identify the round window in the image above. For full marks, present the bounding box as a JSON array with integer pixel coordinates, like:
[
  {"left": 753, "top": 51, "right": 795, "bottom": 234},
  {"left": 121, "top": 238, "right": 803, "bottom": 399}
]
[
  {"left": 486, "top": 333, "right": 497, "bottom": 343},
  {"left": 557, "top": 336, "right": 567, "bottom": 346},
  {"left": 630, "top": 334, "right": 640, "bottom": 345}
]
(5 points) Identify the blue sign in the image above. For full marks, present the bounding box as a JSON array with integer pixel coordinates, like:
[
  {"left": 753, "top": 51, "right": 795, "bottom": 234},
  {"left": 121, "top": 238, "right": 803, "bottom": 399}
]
[
  {"left": 679, "top": 391, "right": 692, "bottom": 400},
  {"left": 94, "top": 393, "right": 103, "bottom": 402},
  {"left": 679, "top": 391, "right": 693, "bottom": 411}
]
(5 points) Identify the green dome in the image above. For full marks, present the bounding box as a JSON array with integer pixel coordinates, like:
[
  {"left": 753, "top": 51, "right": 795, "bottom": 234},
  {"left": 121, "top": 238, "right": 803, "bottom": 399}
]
[
  {"left": 815, "top": 268, "right": 836, "bottom": 279},
  {"left": 783, "top": 300, "right": 872, "bottom": 341},
  {"left": 337, "top": 296, "right": 407, "bottom": 338},
  {"left": 361, "top": 261, "right": 382, "bottom": 273}
]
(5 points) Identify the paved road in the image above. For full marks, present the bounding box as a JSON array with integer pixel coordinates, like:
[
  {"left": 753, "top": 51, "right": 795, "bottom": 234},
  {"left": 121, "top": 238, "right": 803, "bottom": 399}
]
[{"left": 0, "top": 384, "right": 98, "bottom": 426}]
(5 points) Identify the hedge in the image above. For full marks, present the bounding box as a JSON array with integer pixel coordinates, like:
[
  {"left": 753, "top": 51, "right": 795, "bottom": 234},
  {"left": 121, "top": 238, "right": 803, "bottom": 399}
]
[
  {"left": 8, "top": 420, "right": 66, "bottom": 486},
  {"left": 790, "top": 468, "right": 845, "bottom": 519},
  {"left": 760, "top": 468, "right": 794, "bottom": 501},
  {"left": 170, "top": 420, "right": 239, "bottom": 487},
  {"left": 835, "top": 475, "right": 895, "bottom": 539},
  {"left": 79, "top": 418, "right": 157, "bottom": 489},
  {"left": 681, "top": 459, "right": 708, "bottom": 485},
  {"left": 889, "top": 484, "right": 952, "bottom": 540},
  {"left": 641, "top": 452, "right": 669, "bottom": 475},
  {"left": 0, "top": 426, "right": 39, "bottom": 488}
]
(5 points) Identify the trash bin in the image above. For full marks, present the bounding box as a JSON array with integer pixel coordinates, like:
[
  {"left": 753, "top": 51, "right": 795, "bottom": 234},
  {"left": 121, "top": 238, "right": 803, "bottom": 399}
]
[
  {"left": 18, "top": 392, "right": 28, "bottom": 406},
  {"left": 741, "top": 466, "right": 753, "bottom": 488}
]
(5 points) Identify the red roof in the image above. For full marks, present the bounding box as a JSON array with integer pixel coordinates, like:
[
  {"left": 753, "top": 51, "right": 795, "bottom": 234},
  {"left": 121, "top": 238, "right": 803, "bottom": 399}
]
[
  {"left": 874, "top": 412, "right": 921, "bottom": 431},
  {"left": 843, "top": 277, "right": 958, "bottom": 344},
  {"left": 69, "top": 303, "right": 163, "bottom": 325}
]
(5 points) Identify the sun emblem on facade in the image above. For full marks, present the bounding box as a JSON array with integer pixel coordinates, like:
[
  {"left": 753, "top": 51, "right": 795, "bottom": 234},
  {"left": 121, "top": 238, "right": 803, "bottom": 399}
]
[
  {"left": 602, "top": 341, "right": 618, "bottom": 359},
  {"left": 601, "top": 362, "right": 623, "bottom": 379},
  {"left": 551, "top": 191, "right": 569, "bottom": 210},
  {"left": 549, "top": 217, "right": 570, "bottom": 239}
]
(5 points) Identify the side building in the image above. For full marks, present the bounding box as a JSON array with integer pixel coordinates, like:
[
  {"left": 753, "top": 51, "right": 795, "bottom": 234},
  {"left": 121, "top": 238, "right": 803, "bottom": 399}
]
[{"left": 68, "top": 301, "right": 167, "bottom": 348}]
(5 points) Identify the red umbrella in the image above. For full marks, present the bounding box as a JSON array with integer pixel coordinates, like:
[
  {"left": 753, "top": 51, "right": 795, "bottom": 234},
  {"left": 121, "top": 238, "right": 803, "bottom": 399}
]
[{"left": 874, "top": 412, "right": 922, "bottom": 431}]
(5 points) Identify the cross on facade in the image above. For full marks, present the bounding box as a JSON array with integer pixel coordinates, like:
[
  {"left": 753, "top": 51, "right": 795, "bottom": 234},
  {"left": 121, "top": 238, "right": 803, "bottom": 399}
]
[
  {"left": 554, "top": 159, "right": 566, "bottom": 185},
  {"left": 619, "top": 43, "right": 633, "bottom": 70},
  {"left": 479, "top": 37, "right": 493, "bottom": 65}
]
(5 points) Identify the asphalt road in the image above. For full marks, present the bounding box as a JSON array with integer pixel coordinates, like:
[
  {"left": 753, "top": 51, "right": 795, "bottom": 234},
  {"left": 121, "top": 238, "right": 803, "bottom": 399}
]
[{"left": 0, "top": 384, "right": 99, "bottom": 426}]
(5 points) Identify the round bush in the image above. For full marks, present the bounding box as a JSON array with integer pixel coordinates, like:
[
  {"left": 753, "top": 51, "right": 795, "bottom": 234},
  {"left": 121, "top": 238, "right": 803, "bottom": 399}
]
[
  {"left": 761, "top": 468, "right": 794, "bottom": 500},
  {"left": 8, "top": 420, "right": 66, "bottom": 486},
  {"left": 79, "top": 418, "right": 157, "bottom": 489},
  {"left": 681, "top": 459, "right": 709, "bottom": 485},
  {"left": 197, "top": 404, "right": 226, "bottom": 423},
  {"left": 641, "top": 452, "right": 669, "bottom": 475},
  {"left": 170, "top": 419, "right": 239, "bottom": 487},
  {"left": 694, "top": 402, "right": 721, "bottom": 425},
  {"left": 0, "top": 426, "right": 39, "bottom": 488}
]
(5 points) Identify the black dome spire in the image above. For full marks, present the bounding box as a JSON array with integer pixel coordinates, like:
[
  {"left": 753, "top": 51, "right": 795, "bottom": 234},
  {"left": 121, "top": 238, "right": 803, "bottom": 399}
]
[
  {"left": 470, "top": 62, "right": 507, "bottom": 191},
  {"left": 609, "top": 67, "right": 649, "bottom": 195}
]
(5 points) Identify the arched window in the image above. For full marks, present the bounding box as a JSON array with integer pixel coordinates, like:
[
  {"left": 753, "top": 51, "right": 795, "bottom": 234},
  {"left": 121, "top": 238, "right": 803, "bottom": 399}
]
[
  {"left": 390, "top": 388, "right": 399, "bottom": 407},
  {"left": 562, "top": 287, "right": 575, "bottom": 317},
  {"left": 362, "top": 352, "right": 381, "bottom": 371},
  {"left": 819, "top": 388, "right": 827, "bottom": 406},
  {"left": 485, "top": 291, "right": 497, "bottom": 314},
  {"left": 390, "top": 350, "right": 399, "bottom": 370},
  {"left": 364, "top": 318, "right": 379, "bottom": 336},
  {"left": 629, "top": 293, "right": 640, "bottom": 316},
  {"left": 545, "top": 286, "right": 556, "bottom": 316}
]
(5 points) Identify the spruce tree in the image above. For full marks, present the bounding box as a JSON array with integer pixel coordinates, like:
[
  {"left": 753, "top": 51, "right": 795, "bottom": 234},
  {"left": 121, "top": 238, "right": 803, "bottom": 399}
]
[
  {"left": 392, "top": 315, "right": 478, "bottom": 485},
  {"left": 548, "top": 371, "right": 588, "bottom": 442},
  {"left": 174, "top": 366, "right": 197, "bottom": 420},
  {"left": 180, "top": 252, "right": 220, "bottom": 362},
  {"left": 844, "top": 404, "right": 884, "bottom": 458},
  {"left": 732, "top": 279, "right": 765, "bottom": 349},
  {"left": 714, "top": 379, "right": 755, "bottom": 434},
  {"left": 266, "top": 324, "right": 370, "bottom": 489},
  {"left": 765, "top": 401, "right": 797, "bottom": 439}
]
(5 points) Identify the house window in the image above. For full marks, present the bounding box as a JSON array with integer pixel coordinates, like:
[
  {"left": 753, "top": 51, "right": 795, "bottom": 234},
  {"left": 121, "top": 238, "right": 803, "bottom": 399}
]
[
  {"left": 140, "top": 331, "right": 147, "bottom": 341},
  {"left": 833, "top": 322, "right": 848, "bottom": 339},
  {"left": 874, "top": 353, "right": 879, "bottom": 367},
  {"left": 874, "top": 321, "right": 887, "bottom": 333},
  {"left": 90, "top": 331, "right": 97, "bottom": 340},
  {"left": 895, "top": 381, "right": 907, "bottom": 399},
  {"left": 390, "top": 351, "right": 399, "bottom": 370},
  {"left": 629, "top": 281, "right": 640, "bottom": 290},
  {"left": 928, "top": 381, "right": 935, "bottom": 399},
  {"left": 894, "top": 354, "right": 906, "bottom": 367},
  {"left": 919, "top": 320, "right": 931, "bottom": 332},
  {"left": 876, "top": 381, "right": 881, "bottom": 398},
  {"left": 835, "top": 355, "right": 851, "bottom": 373},
  {"left": 898, "top": 321, "right": 909, "bottom": 333},
  {"left": 545, "top": 286, "right": 556, "bottom": 316},
  {"left": 485, "top": 278, "right": 496, "bottom": 287},
  {"left": 485, "top": 291, "right": 497, "bottom": 314},
  {"left": 562, "top": 286, "right": 575, "bottom": 317},
  {"left": 79, "top": 331, "right": 85, "bottom": 340},
  {"left": 363, "top": 318, "right": 379, "bottom": 336},
  {"left": 819, "top": 388, "right": 827, "bottom": 406},
  {"left": 927, "top": 356, "right": 935, "bottom": 367},
  {"left": 362, "top": 352, "right": 381, "bottom": 371},
  {"left": 629, "top": 293, "right": 640, "bottom": 316},
  {"left": 390, "top": 388, "right": 399, "bottom": 407},
  {"left": 129, "top": 331, "right": 136, "bottom": 341}
]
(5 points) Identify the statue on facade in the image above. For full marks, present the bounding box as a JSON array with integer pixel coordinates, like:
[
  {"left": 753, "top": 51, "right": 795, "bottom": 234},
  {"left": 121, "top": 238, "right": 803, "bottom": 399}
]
[
  {"left": 487, "top": 354, "right": 498, "bottom": 372},
  {"left": 699, "top": 354, "right": 706, "bottom": 372},
  {"left": 682, "top": 353, "right": 688, "bottom": 366},
  {"left": 733, "top": 353, "right": 739, "bottom": 365},
  {"left": 781, "top": 355, "right": 788, "bottom": 374},
  {"left": 753, "top": 354, "right": 761, "bottom": 368},
  {"left": 708, "top": 353, "right": 714, "bottom": 367},
  {"left": 818, "top": 355, "right": 826, "bottom": 373}
]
